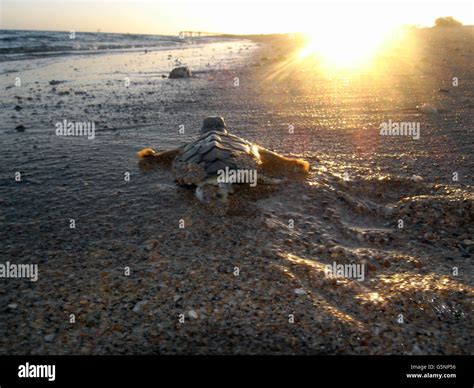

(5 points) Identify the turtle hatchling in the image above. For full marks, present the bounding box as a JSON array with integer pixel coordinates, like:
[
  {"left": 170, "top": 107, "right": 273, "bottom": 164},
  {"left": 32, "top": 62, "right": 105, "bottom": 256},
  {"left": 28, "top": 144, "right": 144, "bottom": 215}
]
[{"left": 137, "top": 116, "right": 310, "bottom": 203}]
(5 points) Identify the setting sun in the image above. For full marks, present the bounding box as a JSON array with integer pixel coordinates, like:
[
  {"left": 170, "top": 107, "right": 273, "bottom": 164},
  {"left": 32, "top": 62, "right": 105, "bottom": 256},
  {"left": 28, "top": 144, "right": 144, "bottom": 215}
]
[{"left": 299, "top": 19, "right": 402, "bottom": 69}]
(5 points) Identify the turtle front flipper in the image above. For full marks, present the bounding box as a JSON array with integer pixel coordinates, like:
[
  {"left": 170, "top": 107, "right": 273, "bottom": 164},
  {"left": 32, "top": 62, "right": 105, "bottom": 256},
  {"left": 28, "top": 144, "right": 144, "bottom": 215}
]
[
  {"left": 137, "top": 146, "right": 183, "bottom": 170},
  {"left": 137, "top": 147, "right": 183, "bottom": 162},
  {"left": 257, "top": 146, "right": 310, "bottom": 176}
]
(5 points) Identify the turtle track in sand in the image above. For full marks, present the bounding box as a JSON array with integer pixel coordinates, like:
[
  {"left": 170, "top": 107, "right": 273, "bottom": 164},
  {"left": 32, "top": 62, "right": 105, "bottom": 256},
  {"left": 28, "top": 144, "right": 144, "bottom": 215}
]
[{"left": 252, "top": 157, "right": 473, "bottom": 354}]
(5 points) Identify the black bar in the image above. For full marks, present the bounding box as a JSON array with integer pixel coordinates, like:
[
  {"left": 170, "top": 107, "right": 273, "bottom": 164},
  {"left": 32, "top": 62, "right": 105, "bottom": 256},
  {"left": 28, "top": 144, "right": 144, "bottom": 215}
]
[{"left": 0, "top": 355, "right": 471, "bottom": 387}]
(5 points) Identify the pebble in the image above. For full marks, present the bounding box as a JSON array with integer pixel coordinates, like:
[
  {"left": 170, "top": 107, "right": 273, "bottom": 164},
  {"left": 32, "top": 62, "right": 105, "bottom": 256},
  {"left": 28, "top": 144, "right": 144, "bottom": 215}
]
[
  {"left": 265, "top": 218, "right": 280, "bottom": 229},
  {"left": 143, "top": 239, "right": 158, "bottom": 251},
  {"left": 188, "top": 310, "right": 198, "bottom": 319},
  {"left": 417, "top": 103, "right": 438, "bottom": 115},
  {"left": 44, "top": 333, "right": 55, "bottom": 342},
  {"left": 133, "top": 301, "right": 147, "bottom": 313},
  {"left": 294, "top": 288, "right": 307, "bottom": 295}
]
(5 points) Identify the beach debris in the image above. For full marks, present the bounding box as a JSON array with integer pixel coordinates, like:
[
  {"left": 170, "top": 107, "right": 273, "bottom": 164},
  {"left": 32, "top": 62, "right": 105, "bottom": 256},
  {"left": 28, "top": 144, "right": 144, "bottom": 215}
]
[
  {"left": 137, "top": 116, "right": 310, "bottom": 204},
  {"left": 15, "top": 125, "right": 26, "bottom": 132},
  {"left": 169, "top": 66, "right": 192, "bottom": 79},
  {"left": 49, "top": 80, "right": 65, "bottom": 85},
  {"left": 417, "top": 103, "right": 438, "bottom": 115}
]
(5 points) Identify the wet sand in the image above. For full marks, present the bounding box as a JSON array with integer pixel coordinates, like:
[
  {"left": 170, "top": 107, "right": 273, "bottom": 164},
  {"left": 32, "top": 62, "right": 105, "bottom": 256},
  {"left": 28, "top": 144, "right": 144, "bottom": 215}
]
[{"left": 0, "top": 28, "right": 472, "bottom": 355}]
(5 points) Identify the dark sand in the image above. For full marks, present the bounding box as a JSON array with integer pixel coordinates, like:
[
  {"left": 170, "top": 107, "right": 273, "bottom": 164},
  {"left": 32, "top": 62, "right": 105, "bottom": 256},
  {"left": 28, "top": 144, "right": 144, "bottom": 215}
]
[{"left": 0, "top": 28, "right": 472, "bottom": 354}]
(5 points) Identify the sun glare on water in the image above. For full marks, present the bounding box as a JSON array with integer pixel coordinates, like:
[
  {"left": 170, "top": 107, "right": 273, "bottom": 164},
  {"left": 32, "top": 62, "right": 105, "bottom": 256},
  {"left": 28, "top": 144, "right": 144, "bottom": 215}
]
[{"left": 299, "top": 18, "right": 402, "bottom": 69}]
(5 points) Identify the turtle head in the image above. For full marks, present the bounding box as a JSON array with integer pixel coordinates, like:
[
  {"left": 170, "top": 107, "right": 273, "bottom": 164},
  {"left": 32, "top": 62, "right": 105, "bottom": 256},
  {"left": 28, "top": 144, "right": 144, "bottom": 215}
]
[{"left": 201, "top": 116, "right": 228, "bottom": 134}]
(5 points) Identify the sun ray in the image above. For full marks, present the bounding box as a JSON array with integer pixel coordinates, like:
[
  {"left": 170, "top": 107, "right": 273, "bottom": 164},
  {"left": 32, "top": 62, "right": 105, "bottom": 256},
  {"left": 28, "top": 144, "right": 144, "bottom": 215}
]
[{"left": 298, "top": 18, "right": 406, "bottom": 71}]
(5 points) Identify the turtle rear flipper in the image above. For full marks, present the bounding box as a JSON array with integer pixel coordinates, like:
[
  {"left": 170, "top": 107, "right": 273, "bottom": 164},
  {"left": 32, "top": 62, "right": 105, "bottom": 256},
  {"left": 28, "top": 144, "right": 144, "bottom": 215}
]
[{"left": 195, "top": 178, "right": 232, "bottom": 204}]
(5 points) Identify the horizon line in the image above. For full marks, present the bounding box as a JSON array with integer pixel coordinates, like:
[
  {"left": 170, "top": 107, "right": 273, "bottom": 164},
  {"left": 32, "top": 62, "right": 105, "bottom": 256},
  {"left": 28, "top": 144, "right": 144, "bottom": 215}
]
[{"left": 2, "top": 24, "right": 473, "bottom": 37}]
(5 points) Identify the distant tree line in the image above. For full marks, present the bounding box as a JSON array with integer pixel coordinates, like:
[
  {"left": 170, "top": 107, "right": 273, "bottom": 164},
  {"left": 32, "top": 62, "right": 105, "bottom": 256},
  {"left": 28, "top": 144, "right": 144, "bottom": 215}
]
[{"left": 435, "top": 16, "right": 463, "bottom": 27}]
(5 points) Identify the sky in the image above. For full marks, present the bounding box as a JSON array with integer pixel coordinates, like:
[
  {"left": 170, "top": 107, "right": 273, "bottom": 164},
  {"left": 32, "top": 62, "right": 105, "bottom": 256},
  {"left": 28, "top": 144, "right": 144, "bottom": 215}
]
[{"left": 1, "top": 0, "right": 473, "bottom": 35}]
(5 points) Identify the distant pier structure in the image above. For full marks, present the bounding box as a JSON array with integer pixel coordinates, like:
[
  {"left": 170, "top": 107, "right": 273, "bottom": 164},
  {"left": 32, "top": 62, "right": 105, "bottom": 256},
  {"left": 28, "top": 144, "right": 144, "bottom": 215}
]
[{"left": 178, "top": 31, "right": 225, "bottom": 39}]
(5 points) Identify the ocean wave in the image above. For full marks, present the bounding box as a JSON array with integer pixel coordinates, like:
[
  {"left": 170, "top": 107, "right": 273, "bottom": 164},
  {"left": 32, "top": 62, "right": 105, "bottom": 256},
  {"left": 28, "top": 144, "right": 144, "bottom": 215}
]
[{"left": 0, "top": 29, "right": 190, "bottom": 61}]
